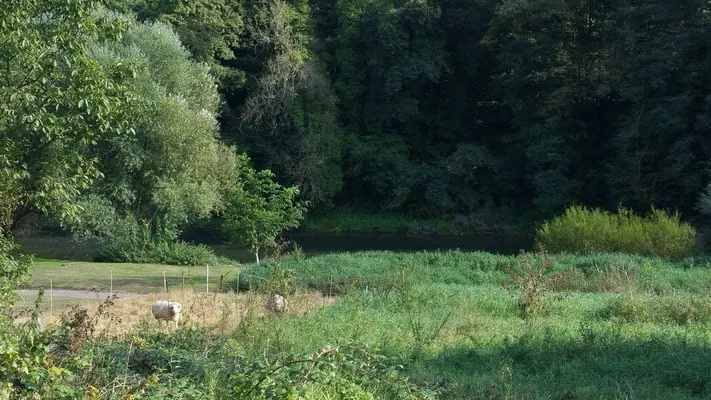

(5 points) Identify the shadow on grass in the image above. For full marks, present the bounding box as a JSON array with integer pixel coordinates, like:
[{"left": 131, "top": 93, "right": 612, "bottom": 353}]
[{"left": 413, "top": 328, "right": 711, "bottom": 399}]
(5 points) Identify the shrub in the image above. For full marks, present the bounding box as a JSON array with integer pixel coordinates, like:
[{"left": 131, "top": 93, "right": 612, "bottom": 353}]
[
  {"left": 96, "top": 239, "right": 224, "bottom": 266},
  {"left": 257, "top": 262, "right": 297, "bottom": 296},
  {"left": 0, "top": 240, "right": 84, "bottom": 399},
  {"left": 503, "top": 248, "right": 560, "bottom": 318},
  {"left": 536, "top": 206, "right": 696, "bottom": 258}
]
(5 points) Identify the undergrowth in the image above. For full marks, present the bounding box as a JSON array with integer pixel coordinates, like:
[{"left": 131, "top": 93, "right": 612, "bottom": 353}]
[{"left": 536, "top": 206, "right": 696, "bottom": 258}]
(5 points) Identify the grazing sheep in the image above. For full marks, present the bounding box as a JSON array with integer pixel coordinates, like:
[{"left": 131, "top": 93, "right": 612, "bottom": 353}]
[
  {"left": 265, "top": 294, "right": 288, "bottom": 313},
  {"left": 151, "top": 301, "right": 182, "bottom": 329}
]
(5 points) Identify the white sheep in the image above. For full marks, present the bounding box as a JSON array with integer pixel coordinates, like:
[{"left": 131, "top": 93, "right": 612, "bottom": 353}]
[
  {"left": 265, "top": 294, "right": 288, "bottom": 313},
  {"left": 151, "top": 300, "right": 182, "bottom": 329}
]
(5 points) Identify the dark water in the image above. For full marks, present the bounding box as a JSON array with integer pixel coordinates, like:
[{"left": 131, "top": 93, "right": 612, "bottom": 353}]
[
  {"left": 282, "top": 232, "right": 532, "bottom": 255},
  {"left": 208, "top": 232, "right": 532, "bottom": 262},
  {"left": 14, "top": 232, "right": 532, "bottom": 263}
]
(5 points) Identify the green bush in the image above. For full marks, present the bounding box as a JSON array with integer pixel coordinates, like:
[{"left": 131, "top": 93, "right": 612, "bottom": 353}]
[
  {"left": 536, "top": 206, "right": 696, "bottom": 258},
  {"left": 96, "top": 240, "right": 224, "bottom": 266}
]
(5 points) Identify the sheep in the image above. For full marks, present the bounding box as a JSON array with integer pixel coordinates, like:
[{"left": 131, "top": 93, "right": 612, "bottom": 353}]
[
  {"left": 151, "top": 300, "right": 182, "bottom": 329},
  {"left": 265, "top": 294, "right": 288, "bottom": 313}
]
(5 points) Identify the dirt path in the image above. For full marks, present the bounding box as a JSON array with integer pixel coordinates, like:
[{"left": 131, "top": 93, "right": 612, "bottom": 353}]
[{"left": 19, "top": 289, "right": 144, "bottom": 299}]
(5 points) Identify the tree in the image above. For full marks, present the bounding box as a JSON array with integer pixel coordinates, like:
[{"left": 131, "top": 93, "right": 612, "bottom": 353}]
[
  {"left": 236, "top": 0, "right": 344, "bottom": 211},
  {"left": 72, "top": 12, "right": 239, "bottom": 256},
  {"left": 0, "top": 2, "right": 136, "bottom": 395},
  {"left": 223, "top": 154, "right": 306, "bottom": 264},
  {"left": 112, "top": 0, "right": 246, "bottom": 90},
  {"left": 0, "top": 0, "right": 138, "bottom": 233}
]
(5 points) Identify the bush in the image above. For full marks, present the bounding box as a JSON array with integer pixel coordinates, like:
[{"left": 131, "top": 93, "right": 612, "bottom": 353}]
[
  {"left": 96, "top": 239, "right": 224, "bottom": 266},
  {"left": 535, "top": 206, "right": 696, "bottom": 258},
  {"left": 503, "top": 248, "right": 560, "bottom": 318}
]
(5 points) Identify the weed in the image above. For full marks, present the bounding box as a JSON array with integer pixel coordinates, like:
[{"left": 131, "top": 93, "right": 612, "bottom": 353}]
[{"left": 504, "top": 248, "right": 558, "bottom": 318}]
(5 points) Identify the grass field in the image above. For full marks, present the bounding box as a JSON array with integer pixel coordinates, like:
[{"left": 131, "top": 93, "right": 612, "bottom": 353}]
[
  {"left": 230, "top": 250, "right": 711, "bottom": 399},
  {"left": 25, "top": 259, "right": 237, "bottom": 294},
  {"left": 13, "top": 249, "right": 711, "bottom": 398}
]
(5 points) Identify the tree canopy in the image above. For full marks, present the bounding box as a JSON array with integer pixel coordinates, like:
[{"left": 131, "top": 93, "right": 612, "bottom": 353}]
[
  {"left": 0, "top": 0, "right": 139, "bottom": 232},
  {"left": 5, "top": 0, "right": 711, "bottom": 240}
]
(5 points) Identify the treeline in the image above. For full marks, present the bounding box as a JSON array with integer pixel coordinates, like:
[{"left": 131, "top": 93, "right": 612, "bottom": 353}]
[{"left": 112, "top": 0, "right": 711, "bottom": 223}]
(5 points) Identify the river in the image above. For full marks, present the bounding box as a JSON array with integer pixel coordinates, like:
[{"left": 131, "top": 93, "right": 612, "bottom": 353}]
[{"left": 14, "top": 232, "right": 533, "bottom": 263}]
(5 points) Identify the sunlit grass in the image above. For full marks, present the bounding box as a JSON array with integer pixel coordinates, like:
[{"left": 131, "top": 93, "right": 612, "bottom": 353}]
[
  {"left": 27, "top": 260, "right": 238, "bottom": 294},
  {"left": 228, "top": 250, "right": 711, "bottom": 398},
  {"left": 16, "top": 290, "right": 336, "bottom": 336},
  {"left": 15, "top": 248, "right": 711, "bottom": 399}
]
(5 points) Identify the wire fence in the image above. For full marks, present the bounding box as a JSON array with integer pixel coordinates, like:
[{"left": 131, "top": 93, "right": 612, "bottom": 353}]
[{"left": 21, "top": 265, "right": 409, "bottom": 318}]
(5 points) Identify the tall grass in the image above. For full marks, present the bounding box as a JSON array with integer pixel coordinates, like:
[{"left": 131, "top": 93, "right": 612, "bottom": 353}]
[{"left": 23, "top": 249, "right": 711, "bottom": 399}]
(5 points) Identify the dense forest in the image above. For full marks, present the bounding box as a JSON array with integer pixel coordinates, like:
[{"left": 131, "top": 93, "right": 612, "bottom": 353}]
[
  {"left": 2, "top": 0, "right": 710, "bottom": 241},
  {"left": 112, "top": 0, "right": 711, "bottom": 223}
]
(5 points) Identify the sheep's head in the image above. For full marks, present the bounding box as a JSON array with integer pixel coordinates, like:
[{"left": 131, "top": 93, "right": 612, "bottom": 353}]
[{"left": 170, "top": 302, "right": 182, "bottom": 315}]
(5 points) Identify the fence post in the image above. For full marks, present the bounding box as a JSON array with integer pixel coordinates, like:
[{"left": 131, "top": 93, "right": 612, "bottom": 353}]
[
  {"left": 181, "top": 270, "right": 185, "bottom": 293},
  {"left": 206, "top": 264, "right": 210, "bottom": 293},
  {"left": 329, "top": 275, "right": 333, "bottom": 298},
  {"left": 110, "top": 270, "right": 113, "bottom": 297},
  {"left": 50, "top": 279, "right": 53, "bottom": 315},
  {"left": 219, "top": 274, "right": 224, "bottom": 291},
  {"left": 163, "top": 270, "right": 167, "bottom": 293}
]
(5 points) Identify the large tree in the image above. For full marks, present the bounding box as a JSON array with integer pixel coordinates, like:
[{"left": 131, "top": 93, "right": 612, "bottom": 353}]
[
  {"left": 72, "top": 12, "right": 240, "bottom": 249},
  {"left": 0, "top": 2, "right": 138, "bottom": 394},
  {"left": 0, "top": 0, "right": 138, "bottom": 233},
  {"left": 236, "top": 0, "right": 344, "bottom": 211}
]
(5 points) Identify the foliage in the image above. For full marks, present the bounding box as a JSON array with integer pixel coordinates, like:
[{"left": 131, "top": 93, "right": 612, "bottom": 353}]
[
  {"left": 14, "top": 248, "right": 711, "bottom": 399},
  {"left": 229, "top": 249, "right": 711, "bottom": 399},
  {"left": 0, "top": 237, "right": 33, "bottom": 318},
  {"left": 71, "top": 195, "right": 222, "bottom": 265},
  {"left": 0, "top": 237, "right": 83, "bottom": 399},
  {"left": 104, "top": 0, "right": 711, "bottom": 222},
  {"left": 235, "top": 250, "right": 511, "bottom": 293},
  {"left": 69, "top": 12, "right": 243, "bottom": 261},
  {"left": 97, "top": 238, "right": 222, "bottom": 266},
  {"left": 536, "top": 205, "right": 696, "bottom": 258},
  {"left": 257, "top": 262, "right": 297, "bottom": 296},
  {"left": 0, "top": 0, "right": 139, "bottom": 231},
  {"left": 240, "top": 0, "right": 310, "bottom": 131},
  {"left": 118, "top": 0, "right": 243, "bottom": 62},
  {"left": 504, "top": 248, "right": 560, "bottom": 318},
  {"left": 238, "top": 0, "right": 345, "bottom": 210},
  {"left": 223, "top": 154, "right": 307, "bottom": 264},
  {"left": 59, "top": 323, "right": 435, "bottom": 399},
  {"left": 0, "top": 318, "right": 84, "bottom": 399}
]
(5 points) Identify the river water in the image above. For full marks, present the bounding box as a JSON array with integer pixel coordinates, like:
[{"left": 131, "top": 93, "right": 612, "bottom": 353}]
[
  {"left": 209, "top": 232, "right": 532, "bottom": 262},
  {"left": 15, "top": 232, "right": 533, "bottom": 263}
]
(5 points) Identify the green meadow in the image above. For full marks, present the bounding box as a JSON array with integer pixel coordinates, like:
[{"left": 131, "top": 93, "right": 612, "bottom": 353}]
[
  {"left": 231, "top": 250, "right": 711, "bottom": 399},
  {"left": 24, "top": 249, "right": 711, "bottom": 399}
]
